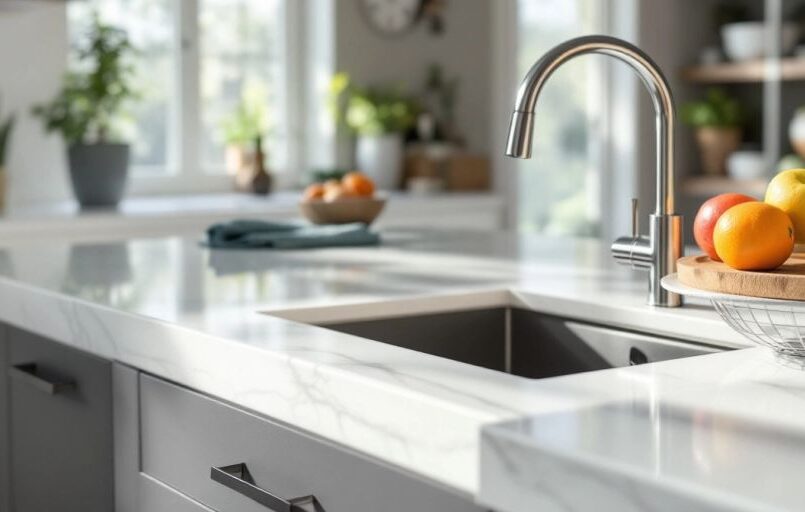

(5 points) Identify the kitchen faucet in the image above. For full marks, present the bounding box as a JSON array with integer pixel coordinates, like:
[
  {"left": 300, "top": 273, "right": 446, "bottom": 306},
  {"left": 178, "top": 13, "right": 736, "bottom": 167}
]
[{"left": 506, "top": 35, "right": 682, "bottom": 307}]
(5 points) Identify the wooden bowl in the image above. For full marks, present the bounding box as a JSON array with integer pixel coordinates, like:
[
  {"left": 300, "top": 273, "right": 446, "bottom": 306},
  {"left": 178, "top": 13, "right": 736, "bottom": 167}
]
[{"left": 299, "top": 196, "right": 386, "bottom": 225}]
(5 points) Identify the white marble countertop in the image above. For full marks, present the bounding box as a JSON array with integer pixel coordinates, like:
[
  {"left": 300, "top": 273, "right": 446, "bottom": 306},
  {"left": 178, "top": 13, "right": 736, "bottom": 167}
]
[
  {"left": 0, "top": 191, "right": 503, "bottom": 240},
  {"left": 479, "top": 348, "right": 805, "bottom": 512},
  {"left": 0, "top": 228, "right": 792, "bottom": 508}
]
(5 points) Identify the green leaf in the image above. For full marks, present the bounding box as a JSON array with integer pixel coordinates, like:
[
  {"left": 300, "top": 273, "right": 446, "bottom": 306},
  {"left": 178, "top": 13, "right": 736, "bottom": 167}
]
[
  {"left": 681, "top": 88, "right": 743, "bottom": 128},
  {"left": 31, "top": 13, "right": 137, "bottom": 145},
  {"left": 328, "top": 72, "right": 418, "bottom": 135}
]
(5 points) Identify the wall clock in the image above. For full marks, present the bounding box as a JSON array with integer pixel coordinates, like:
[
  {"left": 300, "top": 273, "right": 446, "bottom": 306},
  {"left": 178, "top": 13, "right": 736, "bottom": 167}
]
[{"left": 359, "top": 0, "right": 423, "bottom": 36}]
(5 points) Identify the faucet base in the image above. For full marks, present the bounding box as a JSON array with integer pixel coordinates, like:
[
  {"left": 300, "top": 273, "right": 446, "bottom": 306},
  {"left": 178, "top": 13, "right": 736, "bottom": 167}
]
[
  {"left": 649, "top": 214, "right": 683, "bottom": 307},
  {"left": 611, "top": 214, "right": 683, "bottom": 308}
]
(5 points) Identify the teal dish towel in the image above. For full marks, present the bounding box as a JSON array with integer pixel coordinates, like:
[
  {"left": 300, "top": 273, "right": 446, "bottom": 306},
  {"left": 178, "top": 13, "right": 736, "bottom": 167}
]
[{"left": 205, "top": 220, "right": 380, "bottom": 249}]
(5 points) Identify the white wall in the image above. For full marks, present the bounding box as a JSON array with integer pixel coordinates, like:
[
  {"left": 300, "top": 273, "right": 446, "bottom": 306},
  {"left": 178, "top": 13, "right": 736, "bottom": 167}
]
[
  {"left": 334, "top": 0, "right": 493, "bottom": 164},
  {"left": 0, "top": 3, "right": 70, "bottom": 208}
]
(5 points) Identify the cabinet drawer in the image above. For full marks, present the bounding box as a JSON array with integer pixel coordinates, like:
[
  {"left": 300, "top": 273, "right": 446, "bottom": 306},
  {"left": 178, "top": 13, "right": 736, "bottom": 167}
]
[
  {"left": 8, "top": 327, "right": 113, "bottom": 512},
  {"left": 140, "top": 374, "right": 483, "bottom": 512},
  {"left": 139, "top": 473, "right": 213, "bottom": 512}
]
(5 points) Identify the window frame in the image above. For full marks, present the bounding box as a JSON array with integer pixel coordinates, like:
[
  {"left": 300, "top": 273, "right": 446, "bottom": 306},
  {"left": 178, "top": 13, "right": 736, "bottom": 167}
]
[
  {"left": 119, "top": 0, "right": 313, "bottom": 195},
  {"left": 492, "top": 0, "right": 638, "bottom": 238}
]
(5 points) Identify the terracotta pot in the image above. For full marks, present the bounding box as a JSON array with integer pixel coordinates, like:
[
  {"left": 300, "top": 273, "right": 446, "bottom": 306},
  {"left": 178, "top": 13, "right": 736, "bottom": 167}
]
[
  {"left": 226, "top": 144, "right": 257, "bottom": 192},
  {"left": 695, "top": 127, "right": 741, "bottom": 176}
]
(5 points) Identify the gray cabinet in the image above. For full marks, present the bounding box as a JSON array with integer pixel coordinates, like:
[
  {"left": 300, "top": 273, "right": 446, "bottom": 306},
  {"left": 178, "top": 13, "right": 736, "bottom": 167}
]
[
  {"left": 1, "top": 326, "right": 114, "bottom": 512},
  {"left": 114, "top": 364, "right": 212, "bottom": 512},
  {"left": 0, "top": 330, "right": 485, "bottom": 512},
  {"left": 139, "top": 475, "right": 212, "bottom": 512},
  {"left": 121, "top": 372, "right": 484, "bottom": 512},
  {"left": 0, "top": 328, "right": 9, "bottom": 512}
]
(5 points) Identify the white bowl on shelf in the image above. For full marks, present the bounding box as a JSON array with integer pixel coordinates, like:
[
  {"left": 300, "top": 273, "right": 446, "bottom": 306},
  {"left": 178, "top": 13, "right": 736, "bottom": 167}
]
[
  {"left": 727, "top": 150, "right": 766, "bottom": 180},
  {"left": 721, "top": 22, "right": 799, "bottom": 61}
]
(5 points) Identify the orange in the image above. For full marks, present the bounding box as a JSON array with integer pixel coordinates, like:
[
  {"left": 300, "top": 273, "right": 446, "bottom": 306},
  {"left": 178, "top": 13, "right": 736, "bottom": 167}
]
[
  {"left": 693, "top": 193, "right": 755, "bottom": 261},
  {"left": 321, "top": 179, "right": 342, "bottom": 200},
  {"left": 341, "top": 172, "right": 375, "bottom": 197},
  {"left": 322, "top": 182, "right": 356, "bottom": 202},
  {"left": 713, "top": 202, "right": 794, "bottom": 270},
  {"left": 302, "top": 183, "right": 325, "bottom": 202}
]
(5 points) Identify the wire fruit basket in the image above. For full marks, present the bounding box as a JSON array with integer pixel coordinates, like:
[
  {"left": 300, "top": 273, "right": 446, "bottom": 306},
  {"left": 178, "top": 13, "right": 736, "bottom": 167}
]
[{"left": 662, "top": 274, "right": 805, "bottom": 362}]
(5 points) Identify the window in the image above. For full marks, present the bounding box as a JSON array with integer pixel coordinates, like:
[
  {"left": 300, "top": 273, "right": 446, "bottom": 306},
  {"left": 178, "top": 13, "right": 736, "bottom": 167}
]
[
  {"left": 67, "top": 0, "right": 175, "bottom": 174},
  {"left": 67, "top": 0, "right": 310, "bottom": 193},
  {"left": 198, "top": 0, "right": 284, "bottom": 174},
  {"left": 516, "top": 0, "right": 606, "bottom": 236}
]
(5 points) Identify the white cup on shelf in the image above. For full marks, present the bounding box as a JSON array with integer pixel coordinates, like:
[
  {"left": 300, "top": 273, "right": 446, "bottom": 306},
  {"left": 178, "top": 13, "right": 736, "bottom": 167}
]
[
  {"left": 727, "top": 150, "right": 766, "bottom": 180},
  {"left": 721, "top": 22, "right": 798, "bottom": 61}
]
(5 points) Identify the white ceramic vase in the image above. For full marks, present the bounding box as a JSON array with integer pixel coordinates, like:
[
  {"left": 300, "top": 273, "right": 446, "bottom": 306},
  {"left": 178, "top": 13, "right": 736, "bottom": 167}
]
[{"left": 355, "top": 133, "right": 404, "bottom": 190}]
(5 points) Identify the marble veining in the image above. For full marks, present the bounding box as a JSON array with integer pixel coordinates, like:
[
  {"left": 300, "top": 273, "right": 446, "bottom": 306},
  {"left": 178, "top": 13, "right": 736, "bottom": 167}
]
[{"left": 0, "top": 229, "right": 794, "bottom": 509}]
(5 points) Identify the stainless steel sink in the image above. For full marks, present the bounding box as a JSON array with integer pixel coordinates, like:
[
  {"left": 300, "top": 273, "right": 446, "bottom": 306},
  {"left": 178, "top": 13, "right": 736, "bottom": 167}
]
[{"left": 319, "top": 308, "right": 726, "bottom": 379}]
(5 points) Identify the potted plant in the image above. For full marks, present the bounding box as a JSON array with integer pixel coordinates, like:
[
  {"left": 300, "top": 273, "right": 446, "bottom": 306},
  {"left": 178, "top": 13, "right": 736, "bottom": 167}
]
[
  {"left": 330, "top": 73, "right": 417, "bottom": 190},
  {"left": 0, "top": 100, "right": 14, "bottom": 212},
  {"left": 33, "top": 15, "right": 136, "bottom": 208},
  {"left": 682, "top": 88, "right": 743, "bottom": 176},
  {"left": 220, "top": 85, "right": 269, "bottom": 191}
]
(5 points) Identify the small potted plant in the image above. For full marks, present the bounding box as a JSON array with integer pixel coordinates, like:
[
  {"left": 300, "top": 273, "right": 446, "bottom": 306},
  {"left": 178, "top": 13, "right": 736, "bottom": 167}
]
[
  {"left": 682, "top": 88, "right": 743, "bottom": 176},
  {"left": 0, "top": 100, "right": 14, "bottom": 212},
  {"left": 33, "top": 15, "right": 136, "bottom": 208},
  {"left": 220, "top": 86, "right": 269, "bottom": 192},
  {"left": 330, "top": 73, "right": 417, "bottom": 190}
]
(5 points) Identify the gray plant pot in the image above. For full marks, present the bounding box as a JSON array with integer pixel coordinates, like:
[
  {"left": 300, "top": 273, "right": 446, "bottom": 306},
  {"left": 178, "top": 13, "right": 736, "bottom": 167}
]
[{"left": 67, "top": 143, "right": 130, "bottom": 208}]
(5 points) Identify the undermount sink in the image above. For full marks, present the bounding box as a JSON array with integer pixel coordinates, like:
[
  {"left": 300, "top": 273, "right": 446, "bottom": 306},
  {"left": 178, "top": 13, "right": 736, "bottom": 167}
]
[{"left": 319, "top": 307, "right": 726, "bottom": 379}]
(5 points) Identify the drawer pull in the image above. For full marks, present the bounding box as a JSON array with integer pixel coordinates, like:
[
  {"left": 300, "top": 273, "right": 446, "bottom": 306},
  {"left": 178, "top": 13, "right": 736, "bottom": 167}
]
[
  {"left": 211, "top": 463, "right": 320, "bottom": 511},
  {"left": 8, "top": 363, "right": 75, "bottom": 395}
]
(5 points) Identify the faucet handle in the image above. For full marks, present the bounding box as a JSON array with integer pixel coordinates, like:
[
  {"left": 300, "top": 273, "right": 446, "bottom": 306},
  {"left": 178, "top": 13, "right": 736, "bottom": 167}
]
[{"left": 631, "top": 198, "right": 639, "bottom": 237}]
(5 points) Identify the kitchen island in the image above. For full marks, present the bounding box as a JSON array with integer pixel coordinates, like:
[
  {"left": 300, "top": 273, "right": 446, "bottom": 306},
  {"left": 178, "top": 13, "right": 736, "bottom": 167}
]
[{"left": 0, "top": 229, "right": 799, "bottom": 512}]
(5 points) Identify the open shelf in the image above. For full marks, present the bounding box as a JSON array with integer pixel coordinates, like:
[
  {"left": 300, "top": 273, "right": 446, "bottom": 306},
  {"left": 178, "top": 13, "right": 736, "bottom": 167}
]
[
  {"left": 681, "top": 58, "right": 805, "bottom": 84},
  {"left": 681, "top": 176, "right": 767, "bottom": 198}
]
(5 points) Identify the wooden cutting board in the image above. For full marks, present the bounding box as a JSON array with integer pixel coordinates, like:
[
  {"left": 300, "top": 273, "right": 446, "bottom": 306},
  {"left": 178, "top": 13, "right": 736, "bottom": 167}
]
[{"left": 677, "top": 254, "right": 805, "bottom": 300}]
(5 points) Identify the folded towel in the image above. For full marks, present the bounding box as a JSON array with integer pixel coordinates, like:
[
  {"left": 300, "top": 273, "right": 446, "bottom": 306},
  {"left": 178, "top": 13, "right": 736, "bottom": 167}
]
[{"left": 205, "top": 219, "right": 380, "bottom": 249}]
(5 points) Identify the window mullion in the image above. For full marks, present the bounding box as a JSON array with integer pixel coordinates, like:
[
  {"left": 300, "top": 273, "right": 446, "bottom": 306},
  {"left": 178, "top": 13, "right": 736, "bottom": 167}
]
[
  {"left": 177, "top": 0, "right": 201, "bottom": 178},
  {"left": 279, "top": 0, "right": 305, "bottom": 188},
  {"left": 300, "top": 0, "right": 336, "bottom": 182}
]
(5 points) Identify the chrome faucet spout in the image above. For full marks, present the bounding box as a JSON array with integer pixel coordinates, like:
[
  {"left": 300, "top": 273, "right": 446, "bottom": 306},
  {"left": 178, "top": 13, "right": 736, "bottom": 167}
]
[{"left": 506, "top": 35, "right": 682, "bottom": 307}]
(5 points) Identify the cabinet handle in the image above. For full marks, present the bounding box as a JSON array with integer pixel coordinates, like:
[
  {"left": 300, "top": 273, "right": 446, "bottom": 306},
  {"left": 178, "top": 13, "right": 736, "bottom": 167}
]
[
  {"left": 211, "top": 463, "right": 320, "bottom": 512},
  {"left": 8, "top": 363, "right": 75, "bottom": 395}
]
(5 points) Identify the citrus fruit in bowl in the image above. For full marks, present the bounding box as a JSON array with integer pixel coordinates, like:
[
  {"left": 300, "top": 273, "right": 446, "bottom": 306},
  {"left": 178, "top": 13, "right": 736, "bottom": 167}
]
[
  {"left": 693, "top": 193, "right": 755, "bottom": 261},
  {"left": 713, "top": 202, "right": 794, "bottom": 270},
  {"left": 299, "top": 172, "right": 386, "bottom": 225},
  {"left": 342, "top": 172, "right": 375, "bottom": 197}
]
